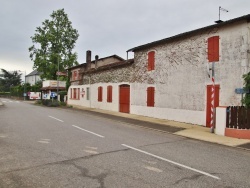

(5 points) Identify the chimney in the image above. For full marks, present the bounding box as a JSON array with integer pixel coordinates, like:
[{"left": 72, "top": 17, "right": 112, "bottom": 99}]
[
  {"left": 95, "top": 55, "right": 99, "bottom": 69},
  {"left": 86, "top": 50, "right": 91, "bottom": 70}
]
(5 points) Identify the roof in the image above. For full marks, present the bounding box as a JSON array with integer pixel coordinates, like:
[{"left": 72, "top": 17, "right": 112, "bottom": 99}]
[
  {"left": 25, "top": 69, "right": 42, "bottom": 77},
  {"left": 127, "top": 14, "right": 250, "bottom": 52},
  {"left": 82, "top": 59, "right": 134, "bottom": 74},
  {"left": 67, "top": 54, "right": 125, "bottom": 71}
]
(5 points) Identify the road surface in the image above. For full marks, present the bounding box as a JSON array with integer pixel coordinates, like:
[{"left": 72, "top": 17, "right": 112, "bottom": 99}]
[{"left": 0, "top": 99, "right": 250, "bottom": 187}]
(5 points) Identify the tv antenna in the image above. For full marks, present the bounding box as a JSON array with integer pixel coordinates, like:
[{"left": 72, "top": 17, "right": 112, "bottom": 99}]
[{"left": 215, "top": 6, "right": 229, "bottom": 23}]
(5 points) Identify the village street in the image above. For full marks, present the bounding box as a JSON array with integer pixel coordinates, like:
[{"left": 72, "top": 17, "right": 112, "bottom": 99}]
[{"left": 0, "top": 100, "right": 250, "bottom": 188}]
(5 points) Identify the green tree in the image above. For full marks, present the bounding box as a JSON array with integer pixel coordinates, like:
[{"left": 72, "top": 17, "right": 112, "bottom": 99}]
[
  {"left": 242, "top": 72, "right": 250, "bottom": 107},
  {"left": 0, "top": 69, "right": 22, "bottom": 92},
  {"left": 29, "top": 9, "right": 79, "bottom": 80}
]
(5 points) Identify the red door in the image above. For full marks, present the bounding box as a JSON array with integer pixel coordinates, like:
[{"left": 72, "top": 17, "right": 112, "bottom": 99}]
[
  {"left": 206, "top": 85, "right": 220, "bottom": 127},
  {"left": 119, "top": 84, "right": 130, "bottom": 113}
]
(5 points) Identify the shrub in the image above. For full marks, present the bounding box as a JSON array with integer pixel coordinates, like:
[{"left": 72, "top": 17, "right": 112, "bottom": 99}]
[{"left": 42, "top": 99, "right": 59, "bottom": 107}]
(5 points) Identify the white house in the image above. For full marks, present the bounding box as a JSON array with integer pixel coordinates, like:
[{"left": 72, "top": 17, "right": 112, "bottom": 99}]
[
  {"left": 68, "top": 14, "right": 250, "bottom": 127},
  {"left": 25, "top": 70, "right": 42, "bottom": 85}
]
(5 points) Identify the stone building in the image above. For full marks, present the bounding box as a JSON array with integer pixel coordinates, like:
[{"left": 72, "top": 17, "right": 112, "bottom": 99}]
[{"left": 68, "top": 14, "right": 250, "bottom": 126}]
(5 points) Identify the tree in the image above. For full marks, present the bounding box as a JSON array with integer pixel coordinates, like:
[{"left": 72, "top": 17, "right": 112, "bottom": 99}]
[
  {"left": 242, "top": 73, "right": 250, "bottom": 107},
  {"left": 0, "top": 69, "right": 22, "bottom": 92},
  {"left": 29, "top": 9, "right": 79, "bottom": 80}
]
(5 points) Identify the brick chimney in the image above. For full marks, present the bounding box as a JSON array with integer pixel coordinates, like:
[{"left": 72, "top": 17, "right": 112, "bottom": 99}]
[
  {"left": 95, "top": 55, "right": 99, "bottom": 69},
  {"left": 86, "top": 50, "right": 91, "bottom": 70}
]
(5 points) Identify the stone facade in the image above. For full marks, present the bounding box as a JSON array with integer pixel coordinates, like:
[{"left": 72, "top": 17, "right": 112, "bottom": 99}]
[{"left": 68, "top": 14, "right": 250, "bottom": 126}]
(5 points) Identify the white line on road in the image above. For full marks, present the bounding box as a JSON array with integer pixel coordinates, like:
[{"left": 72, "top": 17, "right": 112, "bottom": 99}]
[
  {"left": 121, "top": 144, "right": 220, "bottom": 180},
  {"left": 48, "top": 116, "right": 64, "bottom": 122},
  {"left": 72, "top": 125, "right": 105, "bottom": 138}
]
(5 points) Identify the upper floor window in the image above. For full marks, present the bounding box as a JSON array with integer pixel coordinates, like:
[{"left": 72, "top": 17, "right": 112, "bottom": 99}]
[
  {"left": 148, "top": 51, "right": 155, "bottom": 71},
  {"left": 147, "top": 87, "right": 155, "bottom": 107},
  {"left": 73, "top": 71, "right": 78, "bottom": 81},
  {"left": 107, "top": 85, "right": 112, "bottom": 103},
  {"left": 207, "top": 36, "right": 219, "bottom": 62},
  {"left": 98, "top": 86, "right": 103, "bottom": 102}
]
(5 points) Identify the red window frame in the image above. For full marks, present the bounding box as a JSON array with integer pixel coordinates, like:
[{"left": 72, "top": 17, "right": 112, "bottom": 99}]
[
  {"left": 148, "top": 51, "right": 155, "bottom": 71},
  {"left": 98, "top": 86, "right": 103, "bottom": 102},
  {"left": 208, "top": 36, "right": 219, "bottom": 62},
  {"left": 107, "top": 85, "right": 112, "bottom": 103},
  {"left": 147, "top": 87, "right": 155, "bottom": 107}
]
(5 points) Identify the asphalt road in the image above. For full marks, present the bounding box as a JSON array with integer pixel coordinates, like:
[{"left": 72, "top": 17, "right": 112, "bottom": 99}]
[{"left": 0, "top": 99, "right": 250, "bottom": 188}]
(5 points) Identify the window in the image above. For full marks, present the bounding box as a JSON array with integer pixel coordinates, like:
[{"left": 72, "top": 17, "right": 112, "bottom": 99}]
[
  {"left": 86, "top": 87, "right": 90, "bottom": 100},
  {"left": 207, "top": 36, "right": 219, "bottom": 62},
  {"left": 73, "top": 71, "right": 78, "bottom": 81},
  {"left": 107, "top": 85, "right": 112, "bottom": 103},
  {"left": 148, "top": 51, "right": 155, "bottom": 71},
  {"left": 73, "top": 88, "right": 77, "bottom": 99},
  {"left": 78, "top": 88, "right": 80, "bottom": 99},
  {"left": 98, "top": 86, "right": 103, "bottom": 102},
  {"left": 147, "top": 87, "right": 155, "bottom": 107},
  {"left": 71, "top": 88, "right": 80, "bottom": 100}
]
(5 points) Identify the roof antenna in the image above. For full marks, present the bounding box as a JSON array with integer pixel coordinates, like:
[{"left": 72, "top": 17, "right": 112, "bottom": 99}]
[{"left": 215, "top": 6, "right": 229, "bottom": 23}]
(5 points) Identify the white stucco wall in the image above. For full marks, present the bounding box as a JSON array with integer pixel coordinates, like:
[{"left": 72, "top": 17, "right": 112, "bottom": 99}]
[
  {"left": 68, "top": 83, "right": 130, "bottom": 112},
  {"left": 25, "top": 75, "right": 41, "bottom": 86}
]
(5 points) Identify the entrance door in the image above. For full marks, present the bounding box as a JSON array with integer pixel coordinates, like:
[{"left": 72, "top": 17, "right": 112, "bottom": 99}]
[
  {"left": 206, "top": 85, "right": 220, "bottom": 127},
  {"left": 119, "top": 84, "right": 130, "bottom": 113}
]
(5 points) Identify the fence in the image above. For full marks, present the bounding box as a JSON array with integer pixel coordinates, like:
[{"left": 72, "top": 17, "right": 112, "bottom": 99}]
[{"left": 226, "top": 106, "right": 250, "bottom": 129}]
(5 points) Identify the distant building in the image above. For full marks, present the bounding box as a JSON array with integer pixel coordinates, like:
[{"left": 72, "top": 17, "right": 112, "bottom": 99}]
[{"left": 25, "top": 70, "right": 42, "bottom": 85}]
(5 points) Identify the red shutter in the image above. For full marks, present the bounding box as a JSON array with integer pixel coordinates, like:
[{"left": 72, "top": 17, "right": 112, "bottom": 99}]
[
  {"left": 208, "top": 36, "right": 219, "bottom": 62},
  {"left": 70, "top": 88, "right": 72, "bottom": 99},
  {"left": 147, "top": 87, "right": 155, "bottom": 107},
  {"left": 78, "top": 88, "right": 80, "bottom": 99},
  {"left": 107, "top": 86, "right": 112, "bottom": 103},
  {"left": 148, "top": 51, "right": 155, "bottom": 71},
  {"left": 98, "top": 87, "right": 103, "bottom": 102}
]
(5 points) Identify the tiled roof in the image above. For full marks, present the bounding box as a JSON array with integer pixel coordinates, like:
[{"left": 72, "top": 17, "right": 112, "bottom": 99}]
[{"left": 25, "top": 69, "right": 42, "bottom": 77}]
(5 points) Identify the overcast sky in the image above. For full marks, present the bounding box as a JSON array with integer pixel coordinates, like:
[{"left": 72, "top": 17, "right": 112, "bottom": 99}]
[{"left": 1, "top": 0, "right": 250, "bottom": 78}]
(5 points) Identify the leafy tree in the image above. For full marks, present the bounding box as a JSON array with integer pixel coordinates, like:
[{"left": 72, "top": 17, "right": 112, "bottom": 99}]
[
  {"left": 0, "top": 69, "right": 22, "bottom": 92},
  {"left": 242, "top": 73, "right": 250, "bottom": 107},
  {"left": 29, "top": 9, "right": 79, "bottom": 80}
]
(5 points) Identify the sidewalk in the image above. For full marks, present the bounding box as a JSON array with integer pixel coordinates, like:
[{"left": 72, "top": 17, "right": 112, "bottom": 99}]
[{"left": 72, "top": 105, "right": 250, "bottom": 150}]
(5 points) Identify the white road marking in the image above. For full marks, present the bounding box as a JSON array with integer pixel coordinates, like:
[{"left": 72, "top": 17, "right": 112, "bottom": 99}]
[
  {"left": 48, "top": 116, "right": 64, "bottom": 122},
  {"left": 2, "top": 101, "right": 6, "bottom": 102},
  {"left": 85, "top": 146, "right": 98, "bottom": 150},
  {"left": 122, "top": 144, "right": 220, "bottom": 180},
  {"left": 84, "top": 150, "right": 99, "bottom": 154},
  {"left": 72, "top": 125, "right": 105, "bottom": 138},
  {"left": 38, "top": 141, "right": 50, "bottom": 144},
  {"left": 144, "top": 166, "right": 163, "bottom": 173}
]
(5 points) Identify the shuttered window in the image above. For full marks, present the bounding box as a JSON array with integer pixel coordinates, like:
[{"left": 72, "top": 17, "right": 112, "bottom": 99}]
[
  {"left": 78, "top": 88, "right": 80, "bottom": 99},
  {"left": 148, "top": 51, "right": 155, "bottom": 71},
  {"left": 147, "top": 87, "right": 155, "bottom": 107},
  {"left": 107, "top": 85, "right": 112, "bottom": 103},
  {"left": 98, "top": 86, "right": 103, "bottom": 102},
  {"left": 70, "top": 88, "right": 72, "bottom": 99},
  {"left": 208, "top": 36, "right": 219, "bottom": 62}
]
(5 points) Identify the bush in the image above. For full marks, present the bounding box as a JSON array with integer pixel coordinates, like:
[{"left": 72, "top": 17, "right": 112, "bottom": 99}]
[
  {"left": 42, "top": 99, "right": 59, "bottom": 107},
  {"left": 35, "top": 100, "right": 42, "bottom": 105},
  {"left": 59, "top": 101, "right": 67, "bottom": 106}
]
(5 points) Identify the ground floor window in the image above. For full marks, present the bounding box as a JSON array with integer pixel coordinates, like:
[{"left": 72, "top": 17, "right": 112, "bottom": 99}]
[
  {"left": 107, "top": 85, "right": 112, "bottom": 103},
  {"left": 98, "top": 86, "right": 103, "bottom": 102}
]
